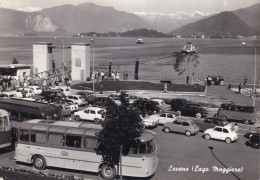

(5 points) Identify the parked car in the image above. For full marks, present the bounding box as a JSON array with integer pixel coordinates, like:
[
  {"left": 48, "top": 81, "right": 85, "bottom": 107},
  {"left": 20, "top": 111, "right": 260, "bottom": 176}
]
[
  {"left": 66, "top": 94, "right": 87, "bottom": 106},
  {"left": 248, "top": 134, "right": 260, "bottom": 149},
  {"left": 196, "top": 117, "right": 227, "bottom": 132},
  {"left": 178, "top": 103, "right": 208, "bottom": 118},
  {"left": 30, "top": 95, "right": 48, "bottom": 103},
  {"left": 244, "top": 126, "right": 260, "bottom": 139},
  {"left": 142, "top": 114, "right": 159, "bottom": 128},
  {"left": 74, "top": 107, "right": 106, "bottom": 123},
  {"left": 76, "top": 91, "right": 95, "bottom": 104},
  {"left": 50, "top": 103, "right": 71, "bottom": 117},
  {"left": 55, "top": 99, "right": 79, "bottom": 112},
  {"left": 151, "top": 98, "right": 170, "bottom": 111},
  {"left": 217, "top": 103, "right": 257, "bottom": 124},
  {"left": 40, "top": 90, "right": 63, "bottom": 102},
  {"left": 16, "top": 88, "right": 35, "bottom": 98},
  {"left": 157, "top": 112, "right": 178, "bottom": 125},
  {"left": 204, "top": 124, "right": 238, "bottom": 144},
  {"left": 0, "top": 91, "right": 16, "bottom": 98},
  {"left": 171, "top": 98, "right": 188, "bottom": 112},
  {"left": 163, "top": 119, "right": 199, "bottom": 136},
  {"left": 49, "top": 86, "right": 71, "bottom": 96},
  {"left": 133, "top": 98, "right": 162, "bottom": 115},
  {"left": 28, "top": 86, "right": 42, "bottom": 94},
  {"left": 92, "top": 96, "right": 114, "bottom": 107}
]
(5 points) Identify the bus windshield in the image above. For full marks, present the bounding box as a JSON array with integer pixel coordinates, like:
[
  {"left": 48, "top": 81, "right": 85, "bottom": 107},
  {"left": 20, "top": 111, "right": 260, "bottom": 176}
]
[{"left": 130, "top": 139, "right": 156, "bottom": 155}]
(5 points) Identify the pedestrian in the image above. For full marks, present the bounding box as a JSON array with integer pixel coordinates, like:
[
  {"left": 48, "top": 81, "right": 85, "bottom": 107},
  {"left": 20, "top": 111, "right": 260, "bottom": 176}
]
[
  {"left": 99, "top": 82, "right": 103, "bottom": 94},
  {"left": 220, "top": 76, "right": 224, "bottom": 86},
  {"left": 234, "top": 123, "right": 239, "bottom": 132},
  {"left": 186, "top": 75, "right": 189, "bottom": 86},
  {"left": 243, "top": 76, "right": 248, "bottom": 86},
  {"left": 163, "top": 83, "right": 167, "bottom": 93},
  {"left": 125, "top": 73, "right": 128, "bottom": 80},
  {"left": 238, "top": 83, "right": 242, "bottom": 94},
  {"left": 21, "top": 88, "right": 27, "bottom": 98}
]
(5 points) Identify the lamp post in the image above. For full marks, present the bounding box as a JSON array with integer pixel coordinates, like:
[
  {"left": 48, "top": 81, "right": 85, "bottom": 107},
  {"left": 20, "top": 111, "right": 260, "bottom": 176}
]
[
  {"left": 91, "top": 39, "right": 95, "bottom": 92},
  {"left": 242, "top": 42, "right": 257, "bottom": 106},
  {"left": 54, "top": 37, "right": 65, "bottom": 70}
]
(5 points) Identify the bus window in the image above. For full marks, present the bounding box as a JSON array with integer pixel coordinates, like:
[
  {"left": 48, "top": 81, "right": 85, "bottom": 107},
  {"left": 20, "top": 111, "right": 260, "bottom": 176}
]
[
  {"left": 130, "top": 140, "right": 155, "bottom": 155},
  {"left": 49, "top": 134, "right": 64, "bottom": 146},
  {"left": 19, "top": 130, "right": 29, "bottom": 142},
  {"left": 31, "top": 132, "right": 47, "bottom": 144},
  {"left": 84, "top": 137, "right": 98, "bottom": 150},
  {"left": 66, "top": 135, "right": 82, "bottom": 148}
]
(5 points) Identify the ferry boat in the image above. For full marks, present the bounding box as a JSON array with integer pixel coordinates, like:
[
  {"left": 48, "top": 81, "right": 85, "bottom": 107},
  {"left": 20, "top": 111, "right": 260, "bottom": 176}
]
[
  {"left": 181, "top": 41, "right": 196, "bottom": 53},
  {"left": 136, "top": 39, "right": 144, "bottom": 44}
]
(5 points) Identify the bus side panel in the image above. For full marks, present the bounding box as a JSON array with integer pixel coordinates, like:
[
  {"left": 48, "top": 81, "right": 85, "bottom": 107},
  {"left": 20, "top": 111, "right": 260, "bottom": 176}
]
[
  {"left": 15, "top": 144, "right": 33, "bottom": 163},
  {"left": 0, "top": 131, "right": 11, "bottom": 149},
  {"left": 121, "top": 155, "right": 158, "bottom": 177},
  {"left": 218, "top": 109, "right": 255, "bottom": 122}
]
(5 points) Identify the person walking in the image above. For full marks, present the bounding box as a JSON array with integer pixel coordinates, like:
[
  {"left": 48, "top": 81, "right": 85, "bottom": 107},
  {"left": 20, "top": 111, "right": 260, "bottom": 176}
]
[
  {"left": 238, "top": 83, "right": 242, "bottom": 94},
  {"left": 99, "top": 82, "right": 103, "bottom": 94},
  {"left": 234, "top": 123, "right": 239, "bottom": 132},
  {"left": 163, "top": 83, "right": 167, "bottom": 93},
  {"left": 186, "top": 75, "right": 189, "bottom": 86}
]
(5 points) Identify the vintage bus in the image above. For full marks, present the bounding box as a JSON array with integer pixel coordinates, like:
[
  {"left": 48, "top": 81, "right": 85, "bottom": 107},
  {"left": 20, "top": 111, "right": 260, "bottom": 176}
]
[
  {"left": 15, "top": 119, "right": 158, "bottom": 179},
  {"left": 0, "top": 98, "right": 61, "bottom": 121},
  {"left": 0, "top": 109, "right": 12, "bottom": 149},
  {"left": 217, "top": 103, "right": 257, "bottom": 124}
]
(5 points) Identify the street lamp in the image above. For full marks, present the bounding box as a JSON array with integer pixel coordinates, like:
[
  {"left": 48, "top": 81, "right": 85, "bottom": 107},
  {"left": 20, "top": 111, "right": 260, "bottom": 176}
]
[
  {"left": 54, "top": 37, "right": 65, "bottom": 70},
  {"left": 242, "top": 42, "right": 257, "bottom": 106},
  {"left": 91, "top": 39, "right": 95, "bottom": 92}
]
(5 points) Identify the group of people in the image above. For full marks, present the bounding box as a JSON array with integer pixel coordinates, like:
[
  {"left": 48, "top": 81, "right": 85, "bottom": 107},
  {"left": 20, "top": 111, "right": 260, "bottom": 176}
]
[
  {"left": 91, "top": 70, "right": 130, "bottom": 81},
  {"left": 0, "top": 75, "right": 19, "bottom": 91},
  {"left": 206, "top": 75, "right": 224, "bottom": 86}
]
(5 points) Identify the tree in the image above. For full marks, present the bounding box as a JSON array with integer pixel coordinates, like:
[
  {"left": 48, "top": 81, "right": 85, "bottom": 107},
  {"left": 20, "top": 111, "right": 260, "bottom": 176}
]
[
  {"left": 11, "top": 57, "right": 19, "bottom": 64},
  {"left": 96, "top": 96, "right": 143, "bottom": 180}
]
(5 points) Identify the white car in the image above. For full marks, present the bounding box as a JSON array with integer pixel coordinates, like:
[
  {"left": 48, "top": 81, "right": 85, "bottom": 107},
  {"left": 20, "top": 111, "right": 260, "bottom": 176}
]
[
  {"left": 158, "top": 112, "right": 177, "bottom": 125},
  {"left": 142, "top": 114, "right": 159, "bottom": 128},
  {"left": 66, "top": 94, "right": 87, "bottom": 106},
  {"left": 74, "top": 107, "right": 106, "bottom": 123},
  {"left": 204, "top": 124, "right": 238, "bottom": 144},
  {"left": 49, "top": 86, "right": 71, "bottom": 96},
  {"left": 28, "top": 86, "right": 42, "bottom": 94},
  {"left": 15, "top": 88, "right": 35, "bottom": 97},
  {"left": 55, "top": 99, "right": 79, "bottom": 112}
]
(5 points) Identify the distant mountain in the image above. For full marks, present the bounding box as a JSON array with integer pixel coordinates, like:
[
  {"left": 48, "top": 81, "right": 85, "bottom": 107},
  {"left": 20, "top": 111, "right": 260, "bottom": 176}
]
[
  {"left": 39, "top": 3, "right": 153, "bottom": 34},
  {"left": 233, "top": 3, "right": 260, "bottom": 32},
  {"left": 169, "top": 11, "right": 259, "bottom": 37},
  {"left": 135, "top": 11, "right": 215, "bottom": 33},
  {"left": 0, "top": 8, "right": 66, "bottom": 36}
]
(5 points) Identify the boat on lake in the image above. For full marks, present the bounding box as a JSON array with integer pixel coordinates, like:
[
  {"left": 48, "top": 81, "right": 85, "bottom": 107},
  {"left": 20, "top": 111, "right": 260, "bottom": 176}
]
[
  {"left": 181, "top": 41, "right": 196, "bottom": 53},
  {"left": 136, "top": 39, "right": 144, "bottom": 44}
]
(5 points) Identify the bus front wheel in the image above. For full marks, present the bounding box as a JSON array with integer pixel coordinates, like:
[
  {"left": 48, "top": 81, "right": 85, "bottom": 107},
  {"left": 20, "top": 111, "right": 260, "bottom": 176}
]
[
  {"left": 33, "top": 155, "right": 46, "bottom": 170},
  {"left": 100, "top": 164, "right": 116, "bottom": 180}
]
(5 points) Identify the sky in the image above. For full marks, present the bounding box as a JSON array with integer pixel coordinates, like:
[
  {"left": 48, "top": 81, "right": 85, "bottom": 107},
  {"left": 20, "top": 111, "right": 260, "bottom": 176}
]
[{"left": 0, "top": 0, "right": 259, "bottom": 14}]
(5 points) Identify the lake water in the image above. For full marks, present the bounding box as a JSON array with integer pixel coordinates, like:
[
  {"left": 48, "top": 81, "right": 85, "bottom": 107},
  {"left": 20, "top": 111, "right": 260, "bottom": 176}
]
[{"left": 0, "top": 36, "right": 259, "bottom": 84}]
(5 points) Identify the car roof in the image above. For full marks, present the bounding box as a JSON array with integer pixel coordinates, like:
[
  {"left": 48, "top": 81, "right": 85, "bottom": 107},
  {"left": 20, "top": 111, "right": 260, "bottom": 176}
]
[{"left": 86, "top": 107, "right": 104, "bottom": 111}]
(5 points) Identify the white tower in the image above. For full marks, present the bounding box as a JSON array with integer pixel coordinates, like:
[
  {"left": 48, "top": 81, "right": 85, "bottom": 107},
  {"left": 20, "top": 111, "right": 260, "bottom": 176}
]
[
  {"left": 71, "top": 43, "right": 90, "bottom": 81},
  {"left": 33, "top": 42, "right": 53, "bottom": 74}
]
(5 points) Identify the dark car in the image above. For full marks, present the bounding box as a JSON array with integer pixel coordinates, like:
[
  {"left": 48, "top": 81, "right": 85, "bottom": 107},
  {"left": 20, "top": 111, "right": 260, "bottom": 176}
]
[
  {"left": 171, "top": 98, "right": 188, "bottom": 112},
  {"left": 76, "top": 91, "right": 95, "bottom": 104},
  {"left": 197, "top": 117, "right": 227, "bottom": 131},
  {"left": 249, "top": 134, "right": 260, "bottom": 149},
  {"left": 40, "top": 90, "right": 63, "bottom": 102},
  {"left": 92, "top": 96, "right": 115, "bottom": 108},
  {"left": 179, "top": 103, "right": 208, "bottom": 118},
  {"left": 133, "top": 98, "right": 162, "bottom": 115},
  {"left": 244, "top": 126, "right": 260, "bottom": 139}
]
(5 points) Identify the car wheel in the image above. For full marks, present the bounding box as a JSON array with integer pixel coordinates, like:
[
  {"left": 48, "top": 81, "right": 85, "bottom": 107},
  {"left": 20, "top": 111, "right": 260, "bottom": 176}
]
[
  {"left": 220, "top": 115, "right": 227, "bottom": 121},
  {"left": 94, "top": 118, "right": 101, "bottom": 124},
  {"left": 252, "top": 142, "right": 259, "bottom": 149},
  {"left": 196, "top": 113, "right": 202, "bottom": 118},
  {"left": 100, "top": 164, "right": 116, "bottom": 180},
  {"left": 225, "top": 137, "right": 232, "bottom": 144},
  {"left": 33, "top": 155, "right": 46, "bottom": 170},
  {"left": 243, "top": 119, "right": 250, "bottom": 125},
  {"left": 164, "top": 127, "right": 170, "bottom": 133},
  {"left": 185, "top": 131, "right": 191, "bottom": 136},
  {"left": 75, "top": 115, "right": 80, "bottom": 121},
  {"left": 205, "top": 134, "right": 211, "bottom": 140}
]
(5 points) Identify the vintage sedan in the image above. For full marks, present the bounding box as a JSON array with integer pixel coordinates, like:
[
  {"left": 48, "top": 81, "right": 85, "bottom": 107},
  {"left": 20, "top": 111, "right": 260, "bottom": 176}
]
[
  {"left": 142, "top": 114, "right": 159, "bottom": 128},
  {"left": 196, "top": 117, "right": 227, "bottom": 132},
  {"left": 204, "top": 124, "right": 238, "bottom": 144},
  {"left": 55, "top": 99, "right": 79, "bottom": 112},
  {"left": 244, "top": 126, "right": 260, "bottom": 139},
  {"left": 163, "top": 119, "right": 199, "bottom": 136},
  {"left": 157, "top": 112, "right": 178, "bottom": 125},
  {"left": 74, "top": 107, "right": 106, "bottom": 123}
]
